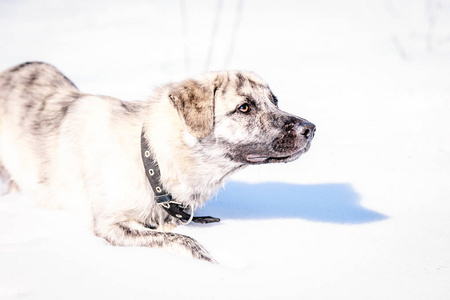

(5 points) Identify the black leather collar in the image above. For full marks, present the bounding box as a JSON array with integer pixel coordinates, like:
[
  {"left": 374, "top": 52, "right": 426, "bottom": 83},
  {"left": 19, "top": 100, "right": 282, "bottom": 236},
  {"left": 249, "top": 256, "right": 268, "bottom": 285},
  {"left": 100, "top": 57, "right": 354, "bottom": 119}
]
[{"left": 141, "top": 128, "right": 220, "bottom": 225}]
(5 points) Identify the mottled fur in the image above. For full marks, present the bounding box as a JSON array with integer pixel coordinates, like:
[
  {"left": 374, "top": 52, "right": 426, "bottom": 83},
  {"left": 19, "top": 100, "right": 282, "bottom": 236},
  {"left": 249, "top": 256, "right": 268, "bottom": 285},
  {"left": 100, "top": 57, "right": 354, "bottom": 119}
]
[{"left": 0, "top": 62, "right": 315, "bottom": 262}]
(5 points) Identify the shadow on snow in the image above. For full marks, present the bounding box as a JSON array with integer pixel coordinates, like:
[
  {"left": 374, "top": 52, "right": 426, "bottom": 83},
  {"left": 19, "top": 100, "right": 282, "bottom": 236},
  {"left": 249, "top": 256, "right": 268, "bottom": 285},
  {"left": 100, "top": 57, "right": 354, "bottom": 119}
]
[{"left": 196, "top": 181, "right": 387, "bottom": 224}]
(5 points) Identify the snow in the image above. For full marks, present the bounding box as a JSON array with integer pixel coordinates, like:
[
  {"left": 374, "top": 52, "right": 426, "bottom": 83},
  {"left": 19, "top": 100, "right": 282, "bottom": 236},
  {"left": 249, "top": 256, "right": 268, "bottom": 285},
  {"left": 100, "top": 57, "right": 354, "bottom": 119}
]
[{"left": 1, "top": 0, "right": 450, "bottom": 299}]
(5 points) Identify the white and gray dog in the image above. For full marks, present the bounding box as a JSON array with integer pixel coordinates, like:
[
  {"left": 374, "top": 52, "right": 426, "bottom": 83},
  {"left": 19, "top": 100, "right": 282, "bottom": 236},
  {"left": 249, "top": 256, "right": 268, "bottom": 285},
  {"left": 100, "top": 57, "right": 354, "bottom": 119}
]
[{"left": 0, "top": 62, "right": 315, "bottom": 262}]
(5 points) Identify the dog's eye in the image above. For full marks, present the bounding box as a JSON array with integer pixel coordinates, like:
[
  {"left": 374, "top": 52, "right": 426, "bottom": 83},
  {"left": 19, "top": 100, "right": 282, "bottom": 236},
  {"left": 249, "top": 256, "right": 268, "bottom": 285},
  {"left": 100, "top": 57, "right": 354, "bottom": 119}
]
[{"left": 238, "top": 103, "right": 250, "bottom": 113}]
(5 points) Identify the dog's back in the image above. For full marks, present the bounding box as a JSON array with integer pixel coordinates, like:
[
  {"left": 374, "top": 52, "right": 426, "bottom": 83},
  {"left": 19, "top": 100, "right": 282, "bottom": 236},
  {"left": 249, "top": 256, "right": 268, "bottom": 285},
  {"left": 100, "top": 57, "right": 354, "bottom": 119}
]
[
  {"left": 0, "top": 62, "right": 80, "bottom": 194},
  {"left": 0, "top": 62, "right": 79, "bottom": 115}
]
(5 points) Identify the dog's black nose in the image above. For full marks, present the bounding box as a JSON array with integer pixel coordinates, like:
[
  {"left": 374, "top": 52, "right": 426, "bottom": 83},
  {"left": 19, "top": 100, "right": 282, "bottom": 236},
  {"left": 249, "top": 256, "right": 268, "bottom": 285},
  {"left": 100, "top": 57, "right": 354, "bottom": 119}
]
[{"left": 299, "top": 122, "right": 316, "bottom": 140}]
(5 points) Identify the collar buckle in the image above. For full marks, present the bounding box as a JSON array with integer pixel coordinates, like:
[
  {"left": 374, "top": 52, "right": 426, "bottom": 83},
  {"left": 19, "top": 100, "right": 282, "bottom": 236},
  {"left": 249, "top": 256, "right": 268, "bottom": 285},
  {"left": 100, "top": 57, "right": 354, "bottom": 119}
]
[{"left": 155, "top": 194, "right": 173, "bottom": 204}]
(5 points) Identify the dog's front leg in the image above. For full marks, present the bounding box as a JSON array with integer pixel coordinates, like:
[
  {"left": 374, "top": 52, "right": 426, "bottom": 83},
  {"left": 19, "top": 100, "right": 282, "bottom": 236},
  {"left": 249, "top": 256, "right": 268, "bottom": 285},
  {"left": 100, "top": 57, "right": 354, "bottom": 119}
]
[{"left": 95, "top": 220, "right": 216, "bottom": 263}]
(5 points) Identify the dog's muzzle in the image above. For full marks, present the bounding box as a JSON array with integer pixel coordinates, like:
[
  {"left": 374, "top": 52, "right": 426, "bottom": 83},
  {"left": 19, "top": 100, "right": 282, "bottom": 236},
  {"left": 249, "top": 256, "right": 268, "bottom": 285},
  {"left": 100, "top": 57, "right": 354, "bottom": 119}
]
[{"left": 245, "top": 121, "right": 316, "bottom": 164}]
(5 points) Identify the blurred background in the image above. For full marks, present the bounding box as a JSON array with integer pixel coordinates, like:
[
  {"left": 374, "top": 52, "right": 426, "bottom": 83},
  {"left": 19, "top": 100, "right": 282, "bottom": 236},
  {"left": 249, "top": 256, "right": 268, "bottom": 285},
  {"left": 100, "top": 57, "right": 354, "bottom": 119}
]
[{"left": 1, "top": 0, "right": 449, "bottom": 97}]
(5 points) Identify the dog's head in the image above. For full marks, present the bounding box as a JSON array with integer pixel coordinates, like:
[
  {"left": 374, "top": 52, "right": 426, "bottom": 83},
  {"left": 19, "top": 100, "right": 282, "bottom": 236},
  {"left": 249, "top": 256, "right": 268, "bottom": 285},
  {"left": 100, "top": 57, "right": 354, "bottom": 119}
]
[{"left": 168, "top": 71, "right": 315, "bottom": 165}]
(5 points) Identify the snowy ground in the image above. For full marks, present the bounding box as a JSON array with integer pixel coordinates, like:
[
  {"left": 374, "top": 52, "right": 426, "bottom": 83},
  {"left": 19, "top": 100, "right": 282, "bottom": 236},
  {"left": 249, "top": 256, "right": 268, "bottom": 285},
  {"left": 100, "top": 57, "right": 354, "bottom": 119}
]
[{"left": 1, "top": 0, "right": 450, "bottom": 299}]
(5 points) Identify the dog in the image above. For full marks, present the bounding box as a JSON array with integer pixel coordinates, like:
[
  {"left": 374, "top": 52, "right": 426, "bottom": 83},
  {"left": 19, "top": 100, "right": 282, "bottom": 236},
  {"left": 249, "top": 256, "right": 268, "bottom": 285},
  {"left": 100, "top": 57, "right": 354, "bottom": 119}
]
[{"left": 0, "top": 62, "right": 315, "bottom": 262}]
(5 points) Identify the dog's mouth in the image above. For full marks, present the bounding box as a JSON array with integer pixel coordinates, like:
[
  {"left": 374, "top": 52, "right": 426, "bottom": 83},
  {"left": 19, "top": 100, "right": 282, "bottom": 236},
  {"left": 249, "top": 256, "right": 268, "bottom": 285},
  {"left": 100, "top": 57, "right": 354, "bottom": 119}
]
[
  {"left": 245, "top": 154, "right": 293, "bottom": 164},
  {"left": 244, "top": 143, "right": 311, "bottom": 165}
]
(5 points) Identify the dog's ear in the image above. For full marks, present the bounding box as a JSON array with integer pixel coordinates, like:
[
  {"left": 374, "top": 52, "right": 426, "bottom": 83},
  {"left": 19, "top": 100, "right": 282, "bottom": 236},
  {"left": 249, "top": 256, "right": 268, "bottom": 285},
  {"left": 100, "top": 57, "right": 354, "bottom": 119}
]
[{"left": 169, "top": 78, "right": 219, "bottom": 138}]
